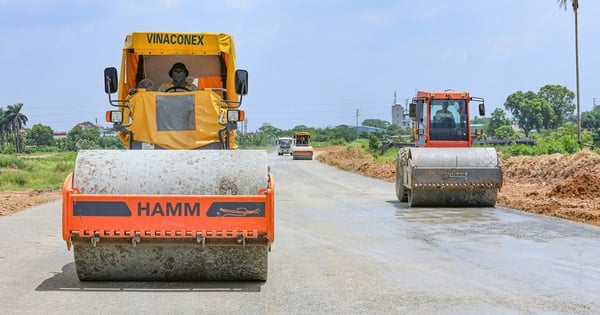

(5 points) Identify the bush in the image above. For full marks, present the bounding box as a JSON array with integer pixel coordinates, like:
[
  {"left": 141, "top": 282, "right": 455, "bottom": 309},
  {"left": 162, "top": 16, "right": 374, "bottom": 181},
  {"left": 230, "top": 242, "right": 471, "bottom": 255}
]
[
  {"left": 1, "top": 171, "right": 27, "bottom": 187},
  {"left": 498, "top": 122, "right": 588, "bottom": 158},
  {"left": 3, "top": 144, "right": 16, "bottom": 154},
  {"left": 505, "top": 144, "right": 537, "bottom": 157},
  {"left": 368, "top": 134, "right": 382, "bottom": 151},
  {"left": 0, "top": 155, "right": 32, "bottom": 171}
]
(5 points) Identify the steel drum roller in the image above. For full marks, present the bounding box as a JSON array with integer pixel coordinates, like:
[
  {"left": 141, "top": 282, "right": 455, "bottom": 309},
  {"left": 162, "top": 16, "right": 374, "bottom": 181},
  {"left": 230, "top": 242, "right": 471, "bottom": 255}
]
[{"left": 70, "top": 149, "right": 270, "bottom": 281}]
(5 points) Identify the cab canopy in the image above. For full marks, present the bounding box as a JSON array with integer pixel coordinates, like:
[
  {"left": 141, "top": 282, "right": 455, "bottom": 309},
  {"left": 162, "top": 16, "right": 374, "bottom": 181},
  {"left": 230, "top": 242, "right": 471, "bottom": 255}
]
[{"left": 118, "top": 32, "right": 239, "bottom": 102}]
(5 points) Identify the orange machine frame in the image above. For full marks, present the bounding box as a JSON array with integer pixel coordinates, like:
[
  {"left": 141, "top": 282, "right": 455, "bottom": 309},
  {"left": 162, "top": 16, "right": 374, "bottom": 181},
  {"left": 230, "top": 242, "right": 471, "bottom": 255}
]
[{"left": 62, "top": 173, "right": 275, "bottom": 249}]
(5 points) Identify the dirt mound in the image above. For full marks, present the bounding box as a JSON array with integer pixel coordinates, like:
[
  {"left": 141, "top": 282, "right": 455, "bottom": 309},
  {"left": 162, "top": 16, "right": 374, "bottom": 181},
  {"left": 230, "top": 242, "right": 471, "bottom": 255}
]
[
  {"left": 0, "top": 190, "right": 61, "bottom": 216},
  {"left": 316, "top": 147, "right": 395, "bottom": 182},
  {"left": 548, "top": 173, "right": 600, "bottom": 199},
  {"left": 317, "top": 147, "right": 600, "bottom": 226},
  {"left": 502, "top": 150, "right": 600, "bottom": 185}
]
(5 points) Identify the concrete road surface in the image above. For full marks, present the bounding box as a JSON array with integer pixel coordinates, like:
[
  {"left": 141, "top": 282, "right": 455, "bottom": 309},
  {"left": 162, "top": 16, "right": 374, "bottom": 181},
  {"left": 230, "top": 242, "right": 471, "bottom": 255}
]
[{"left": 1, "top": 152, "right": 599, "bottom": 314}]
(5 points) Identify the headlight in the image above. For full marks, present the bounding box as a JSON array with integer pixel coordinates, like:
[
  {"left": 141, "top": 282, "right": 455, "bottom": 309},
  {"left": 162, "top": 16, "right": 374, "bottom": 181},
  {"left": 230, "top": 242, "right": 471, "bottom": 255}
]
[
  {"left": 227, "top": 109, "right": 245, "bottom": 122},
  {"left": 106, "top": 110, "right": 123, "bottom": 123}
]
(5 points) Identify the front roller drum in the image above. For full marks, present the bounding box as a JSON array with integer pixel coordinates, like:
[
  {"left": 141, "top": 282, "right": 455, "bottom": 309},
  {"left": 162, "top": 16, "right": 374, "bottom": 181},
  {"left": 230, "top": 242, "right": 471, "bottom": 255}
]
[
  {"left": 403, "top": 147, "right": 502, "bottom": 207},
  {"left": 292, "top": 154, "right": 313, "bottom": 160},
  {"left": 74, "top": 243, "right": 268, "bottom": 281},
  {"left": 408, "top": 187, "right": 498, "bottom": 207}
]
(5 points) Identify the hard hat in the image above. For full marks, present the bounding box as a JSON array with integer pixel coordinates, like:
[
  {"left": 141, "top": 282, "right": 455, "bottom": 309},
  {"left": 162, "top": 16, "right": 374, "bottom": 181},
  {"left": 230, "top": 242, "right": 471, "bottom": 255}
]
[{"left": 169, "top": 62, "right": 189, "bottom": 77}]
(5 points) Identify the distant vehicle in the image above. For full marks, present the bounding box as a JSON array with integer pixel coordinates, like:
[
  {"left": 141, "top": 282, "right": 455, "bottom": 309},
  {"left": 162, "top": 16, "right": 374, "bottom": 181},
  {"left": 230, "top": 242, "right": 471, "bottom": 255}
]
[
  {"left": 277, "top": 137, "right": 293, "bottom": 156},
  {"left": 292, "top": 131, "right": 313, "bottom": 160}
]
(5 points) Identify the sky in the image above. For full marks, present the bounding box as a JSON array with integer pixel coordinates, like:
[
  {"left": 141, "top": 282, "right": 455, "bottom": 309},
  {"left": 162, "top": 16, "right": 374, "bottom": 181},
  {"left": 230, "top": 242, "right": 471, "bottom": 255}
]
[{"left": 0, "top": 0, "right": 598, "bottom": 133}]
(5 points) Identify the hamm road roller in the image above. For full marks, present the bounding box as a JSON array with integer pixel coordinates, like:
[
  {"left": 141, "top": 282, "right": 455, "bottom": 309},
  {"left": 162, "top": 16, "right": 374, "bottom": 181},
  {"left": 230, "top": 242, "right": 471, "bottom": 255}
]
[
  {"left": 395, "top": 90, "right": 502, "bottom": 207},
  {"left": 62, "top": 32, "right": 274, "bottom": 281}
]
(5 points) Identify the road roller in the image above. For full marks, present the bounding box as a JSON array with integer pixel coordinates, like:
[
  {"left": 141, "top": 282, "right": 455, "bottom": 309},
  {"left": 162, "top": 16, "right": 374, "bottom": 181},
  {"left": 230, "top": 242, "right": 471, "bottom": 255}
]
[
  {"left": 395, "top": 90, "right": 502, "bottom": 207},
  {"left": 292, "top": 131, "right": 313, "bottom": 160},
  {"left": 62, "top": 32, "right": 274, "bottom": 281}
]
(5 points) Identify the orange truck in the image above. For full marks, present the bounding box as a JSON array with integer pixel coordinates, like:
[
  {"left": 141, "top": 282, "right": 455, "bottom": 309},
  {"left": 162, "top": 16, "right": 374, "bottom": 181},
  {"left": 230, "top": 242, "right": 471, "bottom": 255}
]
[{"left": 62, "top": 32, "right": 274, "bottom": 281}]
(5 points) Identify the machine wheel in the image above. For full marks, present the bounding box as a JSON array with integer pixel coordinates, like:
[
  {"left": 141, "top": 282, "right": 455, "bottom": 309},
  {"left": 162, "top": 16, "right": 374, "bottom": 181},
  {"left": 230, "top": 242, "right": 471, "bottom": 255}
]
[{"left": 395, "top": 148, "right": 409, "bottom": 202}]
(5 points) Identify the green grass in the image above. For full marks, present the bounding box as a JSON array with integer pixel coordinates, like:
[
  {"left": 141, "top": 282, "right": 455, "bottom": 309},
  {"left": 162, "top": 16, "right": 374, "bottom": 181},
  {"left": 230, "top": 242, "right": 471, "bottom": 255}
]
[
  {"left": 0, "top": 152, "right": 76, "bottom": 190},
  {"left": 372, "top": 147, "right": 399, "bottom": 163}
]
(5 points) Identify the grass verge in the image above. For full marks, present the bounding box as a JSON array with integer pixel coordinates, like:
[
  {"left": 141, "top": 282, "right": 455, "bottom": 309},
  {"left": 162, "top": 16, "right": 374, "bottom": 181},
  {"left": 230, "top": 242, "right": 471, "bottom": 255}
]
[{"left": 0, "top": 152, "right": 76, "bottom": 191}]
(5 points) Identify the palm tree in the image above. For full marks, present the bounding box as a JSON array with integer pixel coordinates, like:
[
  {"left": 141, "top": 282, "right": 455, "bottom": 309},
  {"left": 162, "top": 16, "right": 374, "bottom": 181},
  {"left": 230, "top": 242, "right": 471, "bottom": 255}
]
[
  {"left": 558, "top": 0, "right": 580, "bottom": 144},
  {"left": 0, "top": 107, "right": 5, "bottom": 150},
  {"left": 3, "top": 103, "right": 28, "bottom": 153}
]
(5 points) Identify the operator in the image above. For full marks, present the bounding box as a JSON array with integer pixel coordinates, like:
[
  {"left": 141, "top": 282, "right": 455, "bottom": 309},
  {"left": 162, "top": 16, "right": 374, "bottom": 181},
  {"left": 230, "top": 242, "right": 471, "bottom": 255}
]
[
  {"left": 433, "top": 101, "right": 456, "bottom": 122},
  {"left": 157, "top": 62, "right": 198, "bottom": 92}
]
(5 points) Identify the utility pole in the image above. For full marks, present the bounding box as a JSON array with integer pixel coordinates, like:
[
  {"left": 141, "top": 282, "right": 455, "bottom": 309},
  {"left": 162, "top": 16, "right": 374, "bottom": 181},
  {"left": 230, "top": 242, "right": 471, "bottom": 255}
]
[
  {"left": 559, "top": 0, "right": 581, "bottom": 144},
  {"left": 574, "top": 1, "right": 581, "bottom": 144},
  {"left": 356, "top": 109, "right": 360, "bottom": 128}
]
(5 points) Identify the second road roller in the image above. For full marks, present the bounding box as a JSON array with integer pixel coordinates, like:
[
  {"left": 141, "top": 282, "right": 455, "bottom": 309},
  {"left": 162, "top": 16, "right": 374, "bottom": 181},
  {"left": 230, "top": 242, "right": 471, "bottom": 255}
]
[{"left": 395, "top": 90, "right": 503, "bottom": 207}]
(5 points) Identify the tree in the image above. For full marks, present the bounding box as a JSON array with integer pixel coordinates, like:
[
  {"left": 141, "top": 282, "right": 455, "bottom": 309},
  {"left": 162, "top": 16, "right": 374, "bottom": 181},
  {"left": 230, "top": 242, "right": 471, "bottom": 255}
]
[
  {"left": 258, "top": 123, "right": 282, "bottom": 136},
  {"left": 504, "top": 91, "right": 553, "bottom": 137},
  {"left": 487, "top": 108, "right": 511, "bottom": 138},
  {"left": 471, "top": 116, "right": 490, "bottom": 137},
  {"left": 291, "top": 125, "right": 309, "bottom": 132},
  {"left": 537, "top": 84, "right": 575, "bottom": 129},
  {"left": 558, "top": 0, "right": 581, "bottom": 143},
  {"left": 328, "top": 125, "right": 357, "bottom": 142},
  {"left": 582, "top": 106, "right": 600, "bottom": 129},
  {"left": 494, "top": 125, "right": 515, "bottom": 140},
  {"left": 98, "top": 135, "right": 125, "bottom": 149},
  {"left": 64, "top": 124, "right": 101, "bottom": 151},
  {"left": 362, "top": 119, "right": 390, "bottom": 129},
  {"left": 2, "top": 103, "right": 28, "bottom": 153},
  {"left": 0, "top": 107, "right": 5, "bottom": 150},
  {"left": 26, "top": 124, "right": 54, "bottom": 146}
]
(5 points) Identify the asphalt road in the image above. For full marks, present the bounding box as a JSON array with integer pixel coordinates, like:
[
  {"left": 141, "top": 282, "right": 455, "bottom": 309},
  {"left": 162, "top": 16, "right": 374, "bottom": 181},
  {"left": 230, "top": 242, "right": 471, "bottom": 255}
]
[{"left": 1, "top": 152, "right": 600, "bottom": 314}]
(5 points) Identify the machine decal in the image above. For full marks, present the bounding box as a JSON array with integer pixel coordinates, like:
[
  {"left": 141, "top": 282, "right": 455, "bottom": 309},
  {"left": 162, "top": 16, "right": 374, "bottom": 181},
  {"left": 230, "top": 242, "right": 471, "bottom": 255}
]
[
  {"left": 73, "top": 201, "right": 131, "bottom": 216},
  {"left": 206, "top": 202, "right": 265, "bottom": 217},
  {"left": 146, "top": 33, "right": 204, "bottom": 46},
  {"left": 137, "top": 202, "right": 201, "bottom": 217},
  {"left": 447, "top": 171, "right": 468, "bottom": 178}
]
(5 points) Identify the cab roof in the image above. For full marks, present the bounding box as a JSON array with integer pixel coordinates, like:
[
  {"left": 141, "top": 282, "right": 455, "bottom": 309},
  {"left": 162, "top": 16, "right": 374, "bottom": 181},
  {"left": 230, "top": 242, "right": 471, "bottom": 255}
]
[{"left": 123, "top": 32, "right": 236, "bottom": 57}]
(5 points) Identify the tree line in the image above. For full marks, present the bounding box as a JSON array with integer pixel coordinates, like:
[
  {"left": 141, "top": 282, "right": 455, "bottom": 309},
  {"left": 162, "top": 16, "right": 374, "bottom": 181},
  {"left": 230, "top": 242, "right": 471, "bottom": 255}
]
[
  {"left": 0, "top": 103, "right": 124, "bottom": 154},
  {"left": 240, "top": 84, "right": 599, "bottom": 148},
  {"left": 3, "top": 82, "right": 598, "bottom": 154}
]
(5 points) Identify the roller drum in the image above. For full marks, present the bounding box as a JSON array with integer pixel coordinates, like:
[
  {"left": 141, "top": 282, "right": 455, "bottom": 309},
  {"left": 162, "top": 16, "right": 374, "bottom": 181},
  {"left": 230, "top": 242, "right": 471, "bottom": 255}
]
[
  {"left": 73, "top": 150, "right": 268, "bottom": 195},
  {"left": 71, "top": 149, "right": 270, "bottom": 281},
  {"left": 406, "top": 147, "right": 502, "bottom": 207}
]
